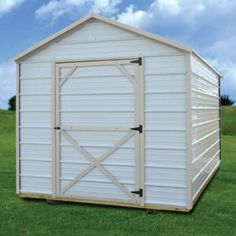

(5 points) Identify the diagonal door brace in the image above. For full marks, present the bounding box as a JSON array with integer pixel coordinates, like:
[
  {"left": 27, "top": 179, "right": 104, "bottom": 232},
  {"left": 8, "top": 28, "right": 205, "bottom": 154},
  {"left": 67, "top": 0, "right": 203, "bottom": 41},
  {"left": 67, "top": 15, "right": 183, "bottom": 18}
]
[
  {"left": 60, "top": 130, "right": 136, "bottom": 200},
  {"left": 58, "top": 64, "right": 78, "bottom": 88}
]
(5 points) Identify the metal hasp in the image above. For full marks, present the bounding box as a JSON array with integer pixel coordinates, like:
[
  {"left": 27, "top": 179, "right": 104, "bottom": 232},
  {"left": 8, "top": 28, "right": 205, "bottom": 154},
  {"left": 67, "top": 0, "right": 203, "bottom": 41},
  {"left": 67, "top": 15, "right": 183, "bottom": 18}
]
[
  {"left": 131, "top": 189, "right": 143, "bottom": 197},
  {"left": 130, "top": 57, "right": 142, "bottom": 65},
  {"left": 54, "top": 127, "right": 61, "bottom": 130},
  {"left": 130, "top": 125, "right": 143, "bottom": 133}
]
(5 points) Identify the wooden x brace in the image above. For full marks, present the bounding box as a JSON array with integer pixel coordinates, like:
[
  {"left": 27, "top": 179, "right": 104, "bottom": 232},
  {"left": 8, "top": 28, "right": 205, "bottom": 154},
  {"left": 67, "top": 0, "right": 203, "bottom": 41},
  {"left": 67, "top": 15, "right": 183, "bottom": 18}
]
[
  {"left": 57, "top": 64, "right": 78, "bottom": 88},
  {"left": 60, "top": 130, "right": 136, "bottom": 201}
]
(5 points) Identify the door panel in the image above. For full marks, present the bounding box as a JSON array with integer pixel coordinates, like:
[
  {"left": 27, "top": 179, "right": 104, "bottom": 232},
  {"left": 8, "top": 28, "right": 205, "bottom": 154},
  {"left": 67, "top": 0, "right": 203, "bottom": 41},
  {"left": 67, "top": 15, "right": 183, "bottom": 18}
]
[{"left": 55, "top": 59, "right": 143, "bottom": 205}]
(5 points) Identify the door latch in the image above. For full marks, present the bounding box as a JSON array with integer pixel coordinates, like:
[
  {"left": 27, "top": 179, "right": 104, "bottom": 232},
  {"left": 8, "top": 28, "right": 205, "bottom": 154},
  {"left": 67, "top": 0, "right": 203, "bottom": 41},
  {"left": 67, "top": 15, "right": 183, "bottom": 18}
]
[{"left": 54, "top": 127, "right": 61, "bottom": 130}]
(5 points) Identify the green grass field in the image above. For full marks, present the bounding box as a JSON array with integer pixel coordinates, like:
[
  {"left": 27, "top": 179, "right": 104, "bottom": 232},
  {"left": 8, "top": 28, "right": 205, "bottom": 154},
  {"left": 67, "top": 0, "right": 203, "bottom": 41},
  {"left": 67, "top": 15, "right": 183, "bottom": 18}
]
[
  {"left": 0, "top": 107, "right": 235, "bottom": 236},
  {"left": 221, "top": 106, "right": 236, "bottom": 135}
]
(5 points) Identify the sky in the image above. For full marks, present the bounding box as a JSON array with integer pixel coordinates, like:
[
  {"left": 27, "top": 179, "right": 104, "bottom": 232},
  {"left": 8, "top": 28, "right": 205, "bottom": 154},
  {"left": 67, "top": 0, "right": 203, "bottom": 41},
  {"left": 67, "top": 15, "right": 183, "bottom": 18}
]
[{"left": 0, "top": 0, "right": 235, "bottom": 109}]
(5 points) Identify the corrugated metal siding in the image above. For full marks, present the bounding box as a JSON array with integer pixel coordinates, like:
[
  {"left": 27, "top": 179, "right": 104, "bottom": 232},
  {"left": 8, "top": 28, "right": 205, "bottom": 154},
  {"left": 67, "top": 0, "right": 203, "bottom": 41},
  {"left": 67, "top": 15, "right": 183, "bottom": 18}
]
[
  {"left": 191, "top": 55, "right": 220, "bottom": 201},
  {"left": 144, "top": 55, "right": 187, "bottom": 207},
  {"left": 19, "top": 20, "right": 188, "bottom": 208},
  {"left": 19, "top": 62, "right": 52, "bottom": 194},
  {"left": 26, "top": 39, "right": 180, "bottom": 62},
  {"left": 24, "top": 21, "right": 180, "bottom": 62},
  {"left": 58, "top": 21, "right": 143, "bottom": 43}
]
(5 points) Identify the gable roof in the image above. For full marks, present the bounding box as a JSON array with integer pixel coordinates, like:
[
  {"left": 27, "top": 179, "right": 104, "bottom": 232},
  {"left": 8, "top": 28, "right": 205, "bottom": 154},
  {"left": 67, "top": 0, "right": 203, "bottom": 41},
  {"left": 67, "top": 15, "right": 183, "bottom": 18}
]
[
  {"left": 12, "top": 13, "right": 221, "bottom": 77},
  {"left": 12, "top": 13, "right": 191, "bottom": 61}
]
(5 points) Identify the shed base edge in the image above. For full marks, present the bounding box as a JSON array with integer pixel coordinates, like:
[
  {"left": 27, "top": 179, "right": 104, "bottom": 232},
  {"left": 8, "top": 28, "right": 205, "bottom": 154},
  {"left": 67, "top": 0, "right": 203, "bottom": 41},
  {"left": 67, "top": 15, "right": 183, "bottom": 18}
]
[{"left": 18, "top": 193, "right": 189, "bottom": 212}]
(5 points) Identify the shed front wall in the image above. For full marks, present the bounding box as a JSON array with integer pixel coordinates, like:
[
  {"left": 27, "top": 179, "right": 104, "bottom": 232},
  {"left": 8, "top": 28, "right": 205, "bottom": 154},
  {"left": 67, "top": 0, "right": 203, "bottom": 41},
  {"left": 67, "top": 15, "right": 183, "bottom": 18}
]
[
  {"left": 17, "top": 20, "right": 188, "bottom": 209},
  {"left": 191, "top": 54, "right": 221, "bottom": 202}
]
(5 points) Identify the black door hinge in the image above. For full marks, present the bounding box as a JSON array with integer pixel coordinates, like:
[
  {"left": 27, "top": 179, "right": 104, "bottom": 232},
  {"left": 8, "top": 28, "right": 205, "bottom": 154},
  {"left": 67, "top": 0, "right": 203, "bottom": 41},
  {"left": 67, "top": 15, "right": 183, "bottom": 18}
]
[
  {"left": 54, "top": 127, "right": 61, "bottom": 130},
  {"left": 130, "top": 57, "right": 142, "bottom": 65},
  {"left": 130, "top": 125, "right": 142, "bottom": 133},
  {"left": 131, "top": 189, "right": 143, "bottom": 197}
]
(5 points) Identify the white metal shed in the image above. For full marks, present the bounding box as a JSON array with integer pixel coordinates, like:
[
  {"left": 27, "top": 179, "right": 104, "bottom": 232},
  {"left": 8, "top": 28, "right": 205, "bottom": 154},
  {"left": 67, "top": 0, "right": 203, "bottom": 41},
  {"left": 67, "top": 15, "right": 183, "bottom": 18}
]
[{"left": 13, "top": 14, "right": 221, "bottom": 212}]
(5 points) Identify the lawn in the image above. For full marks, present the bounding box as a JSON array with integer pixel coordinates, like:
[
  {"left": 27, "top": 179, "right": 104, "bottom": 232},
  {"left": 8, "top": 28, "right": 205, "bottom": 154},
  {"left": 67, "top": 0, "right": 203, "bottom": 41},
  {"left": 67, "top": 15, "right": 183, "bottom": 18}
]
[
  {"left": 221, "top": 106, "right": 236, "bottom": 135},
  {"left": 0, "top": 108, "right": 235, "bottom": 236}
]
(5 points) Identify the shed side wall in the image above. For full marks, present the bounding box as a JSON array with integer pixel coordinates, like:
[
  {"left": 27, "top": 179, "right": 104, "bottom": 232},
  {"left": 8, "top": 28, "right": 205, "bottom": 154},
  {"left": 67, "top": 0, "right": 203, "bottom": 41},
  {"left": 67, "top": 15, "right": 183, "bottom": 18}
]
[
  {"left": 191, "top": 54, "right": 221, "bottom": 201},
  {"left": 18, "top": 20, "right": 187, "bottom": 208}
]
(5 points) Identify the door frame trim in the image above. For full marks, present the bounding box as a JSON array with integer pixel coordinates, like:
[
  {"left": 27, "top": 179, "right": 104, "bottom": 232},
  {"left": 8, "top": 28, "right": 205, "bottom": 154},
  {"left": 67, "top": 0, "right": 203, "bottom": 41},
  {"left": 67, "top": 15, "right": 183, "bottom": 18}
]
[
  {"left": 137, "top": 58, "right": 144, "bottom": 207},
  {"left": 52, "top": 57, "right": 144, "bottom": 205}
]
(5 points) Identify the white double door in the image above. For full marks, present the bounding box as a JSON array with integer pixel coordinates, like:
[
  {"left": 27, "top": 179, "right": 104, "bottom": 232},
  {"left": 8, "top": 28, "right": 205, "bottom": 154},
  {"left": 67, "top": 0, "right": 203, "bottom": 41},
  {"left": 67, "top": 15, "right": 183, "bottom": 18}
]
[{"left": 54, "top": 58, "right": 143, "bottom": 206}]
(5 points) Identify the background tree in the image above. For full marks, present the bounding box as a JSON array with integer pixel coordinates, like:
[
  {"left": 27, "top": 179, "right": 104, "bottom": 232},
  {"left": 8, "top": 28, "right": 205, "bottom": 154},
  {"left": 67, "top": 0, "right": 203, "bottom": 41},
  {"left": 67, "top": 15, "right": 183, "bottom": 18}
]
[
  {"left": 221, "top": 94, "right": 235, "bottom": 106},
  {"left": 8, "top": 95, "right": 16, "bottom": 111}
]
